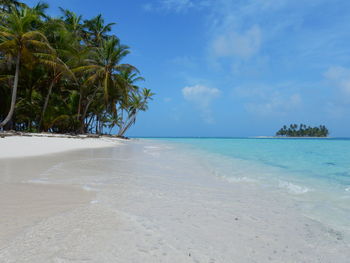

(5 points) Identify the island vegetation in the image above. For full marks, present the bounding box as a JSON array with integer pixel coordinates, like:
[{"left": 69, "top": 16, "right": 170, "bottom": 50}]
[
  {"left": 276, "top": 124, "right": 329, "bottom": 137},
  {"left": 0, "top": 1, "right": 154, "bottom": 136}
]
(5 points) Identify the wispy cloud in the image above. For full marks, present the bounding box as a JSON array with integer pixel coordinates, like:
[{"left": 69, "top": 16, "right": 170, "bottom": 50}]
[
  {"left": 233, "top": 84, "right": 302, "bottom": 116},
  {"left": 163, "top": 97, "right": 172, "bottom": 103},
  {"left": 182, "top": 84, "right": 220, "bottom": 123},
  {"left": 323, "top": 66, "right": 350, "bottom": 117},
  {"left": 325, "top": 66, "right": 350, "bottom": 98},
  {"left": 171, "top": 56, "right": 198, "bottom": 70},
  {"left": 212, "top": 25, "right": 262, "bottom": 60},
  {"left": 143, "top": 0, "right": 202, "bottom": 13}
]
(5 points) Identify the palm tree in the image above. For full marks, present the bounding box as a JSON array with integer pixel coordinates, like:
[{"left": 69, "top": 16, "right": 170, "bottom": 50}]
[
  {"left": 0, "top": 2, "right": 153, "bottom": 135},
  {"left": 118, "top": 88, "right": 154, "bottom": 136},
  {"left": 0, "top": 0, "right": 25, "bottom": 12},
  {"left": 83, "top": 14, "right": 115, "bottom": 47},
  {"left": 38, "top": 53, "right": 74, "bottom": 130},
  {"left": 115, "top": 67, "right": 144, "bottom": 127},
  {"left": 0, "top": 7, "right": 53, "bottom": 129},
  {"left": 75, "top": 36, "right": 131, "bottom": 104},
  {"left": 59, "top": 8, "right": 83, "bottom": 39}
]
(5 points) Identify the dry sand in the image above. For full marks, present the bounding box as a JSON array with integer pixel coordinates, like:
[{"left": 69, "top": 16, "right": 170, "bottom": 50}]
[{"left": 0, "top": 135, "right": 122, "bottom": 159}]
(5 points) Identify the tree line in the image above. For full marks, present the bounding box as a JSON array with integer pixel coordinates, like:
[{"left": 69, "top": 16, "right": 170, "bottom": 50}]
[
  {"left": 276, "top": 124, "right": 329, "bottom": 137},
  {"left": 0, "top": 1, "right": 154, "bottom": 136}
]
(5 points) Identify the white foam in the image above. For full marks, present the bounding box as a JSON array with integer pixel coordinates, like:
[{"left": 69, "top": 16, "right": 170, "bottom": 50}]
[
  {"left": 26, "top": 178, "right": 50, "bottom": 184},
  {"left": 345, "top": 187, "right": 350, "bottom": 192},
  {"left": 82, "top": 185, "right": 98, "bottom": 192},
  {"left": 225, "top": 176, "right": 258, "bottom": 183},
  {"left": 144, "top": 146, "right": 160, "bottom": 149},
  {"left": 278, "top": 180, "right": 311, "bottom": 194},
  {"left": 212, "top": 169, "right": 257, "bottom": 184}
]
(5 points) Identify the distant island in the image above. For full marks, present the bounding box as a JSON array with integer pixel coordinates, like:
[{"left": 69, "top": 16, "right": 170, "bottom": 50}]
[{"left": 276, "top": 124, "right": 329, "bottom": 137}]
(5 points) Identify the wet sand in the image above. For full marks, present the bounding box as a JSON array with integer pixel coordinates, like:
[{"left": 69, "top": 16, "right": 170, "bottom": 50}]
[
  {"left": 0, "top": 183, "right": 94, "bottom": 247},
  {"left": 0, "top": 139, "right": 349, "bottom": 262}
]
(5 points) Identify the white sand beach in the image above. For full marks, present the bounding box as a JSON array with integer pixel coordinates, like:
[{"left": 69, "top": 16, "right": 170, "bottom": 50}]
[
  {"left": 0, "top": 134, "right": 123, "bottom": 158},
  {"left": 0, "top": 137, "right": 349, "bottom": 262}
]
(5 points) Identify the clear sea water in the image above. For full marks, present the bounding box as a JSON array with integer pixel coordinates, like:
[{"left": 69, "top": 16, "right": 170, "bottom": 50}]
[{"left": 144, "top": 137, "right": 350, "bottom": 234}]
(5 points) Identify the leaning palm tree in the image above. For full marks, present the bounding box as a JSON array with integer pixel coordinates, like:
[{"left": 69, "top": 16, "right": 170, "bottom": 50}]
[
  {"left": 115, "top": 67, "right": 144, "bottom": 128},
  {"left": 0, "top": 7, "right": 53, "bottom": 129},
  {"left": 118, "top": 88, "right": 154, "bottom": 137}
]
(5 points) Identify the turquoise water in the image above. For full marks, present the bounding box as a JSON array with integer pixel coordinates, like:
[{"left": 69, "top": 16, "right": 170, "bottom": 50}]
[
  {"left": 146, "top": 137, "right": 350, "bottom": 232},
  {"left": 151, "top": 138, "right": 350, "bottom": 190}
]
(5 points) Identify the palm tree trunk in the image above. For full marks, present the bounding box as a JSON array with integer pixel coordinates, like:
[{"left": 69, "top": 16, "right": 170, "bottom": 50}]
[
  {"left": 96, "top": 114, "right": 100, "bottom": 134},
  {"left": 80, "top": 100, "right": 93, "bottom": 134},
  {"left": 118, "top": 111, "right": 137, "bottom": 137},
  {"left": 77, "top": 87, "right": 83, "bottom": 121},
  {"left": 79, "top": 87, "right": 99, "bottom": 133},
  {"left": 0, "top": 51, "right": 21, "bottom": 130},
  {"left": 118, "top": 98, "right": 149, "bottom": 137},
  {"left": 39, "top": 78, "right": 55, "bottom": 131}
]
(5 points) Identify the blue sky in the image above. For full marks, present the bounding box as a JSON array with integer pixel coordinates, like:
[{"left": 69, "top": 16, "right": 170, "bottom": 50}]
[{"left": 26, "top": 0, "right": 350, "bottom": 136}]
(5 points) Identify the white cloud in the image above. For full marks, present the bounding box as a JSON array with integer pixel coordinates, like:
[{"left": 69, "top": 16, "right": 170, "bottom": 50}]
[
  {"left": 144, "top": 0, "right": 199, "bottom": 13},
  {"left": 182, "top": 84, "right": 220, "bottom": 123},
  {"left": 205, "top": 0, "right": 342, "bottom": 74},
  {"left": 325, "top": 66, "right": 350, "bottom": 96},
  {"left": 161, "top": 0, "right": 194, "bottom": 12},
  {"left": 233, "top": 85, "right": 302, "bottom": 116},
  {"left": 212, "top": 25, "right": 262, "bottom": 59},
  {"left": 142, "top": 3, "right": 153, "bottom": 11},
  {"left": 323, "top": 66, "right": 350, "bottom": 117},
  {"left": 245, "top": 93, "right": 301, "bottom": 116}
]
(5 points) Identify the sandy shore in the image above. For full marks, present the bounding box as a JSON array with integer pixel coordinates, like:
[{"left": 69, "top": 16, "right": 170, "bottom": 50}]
[
  {"left": 0, "top": 134, "right": 123, "bottom": 158},
  {"left": 0, "top": 138, "right": 349, "bottom": 262}
]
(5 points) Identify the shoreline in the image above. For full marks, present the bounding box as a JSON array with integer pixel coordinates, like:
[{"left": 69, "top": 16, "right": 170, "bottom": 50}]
[{"left": 0, "top": 138, "right": 349, "bottom": 262}]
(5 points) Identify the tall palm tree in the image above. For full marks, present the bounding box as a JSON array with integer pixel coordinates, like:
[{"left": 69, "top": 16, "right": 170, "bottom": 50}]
[
  {"left": 83, "top": 14, "right": 115, "bottom": 47},
  {"left": 75, "top": 36, "right": 131, "bottom": 103},
  {"left": 59, "top": 8, "right": 83, "bottom": 39},
  {"left": 0, "top": 7, "right": 53, "bottom": 129}
]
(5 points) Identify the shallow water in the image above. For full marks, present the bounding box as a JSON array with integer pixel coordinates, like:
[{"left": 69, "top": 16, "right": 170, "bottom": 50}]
[{"left": 145, "top": 138, "right": 350, "bottom": 234}]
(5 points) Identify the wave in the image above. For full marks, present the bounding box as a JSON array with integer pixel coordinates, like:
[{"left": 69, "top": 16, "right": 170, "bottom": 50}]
[
  {"left": 82, "top": 185, "right": 98, "bottom": 192},
  {"left": 225, "top": 176, "right": 258, "bottom": 183},
  {"left": 26, "top": 178, "right": 50, "bottom": 184},
  {"left": 278, "top": 180, "right": 311, "bottom": 194},
  {"left": 212, "top": 170, "right": 258, "bottom": 183}
]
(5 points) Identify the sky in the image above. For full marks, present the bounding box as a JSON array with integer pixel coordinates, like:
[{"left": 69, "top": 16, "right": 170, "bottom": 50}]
[{"left": 25, "top": 0, "right": 350, "bottom": 137}]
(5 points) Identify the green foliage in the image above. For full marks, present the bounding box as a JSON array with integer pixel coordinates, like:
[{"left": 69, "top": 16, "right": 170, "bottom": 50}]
[
  {"left": 276, "top": 124, "right": 329, "bottom": 137},
  {"left": 0, "top": 1, "right": 154, "bottom": 135}
]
